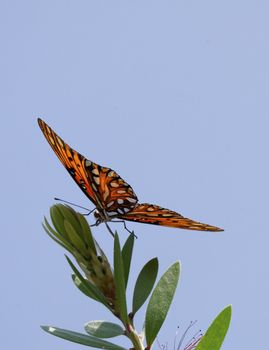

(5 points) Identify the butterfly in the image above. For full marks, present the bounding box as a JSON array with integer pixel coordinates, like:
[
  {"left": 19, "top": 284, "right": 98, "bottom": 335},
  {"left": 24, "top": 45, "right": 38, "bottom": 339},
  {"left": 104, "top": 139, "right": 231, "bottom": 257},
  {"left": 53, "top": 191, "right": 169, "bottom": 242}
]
[{"left": 38, "top": 118, "right": 223, "bottom": 234}]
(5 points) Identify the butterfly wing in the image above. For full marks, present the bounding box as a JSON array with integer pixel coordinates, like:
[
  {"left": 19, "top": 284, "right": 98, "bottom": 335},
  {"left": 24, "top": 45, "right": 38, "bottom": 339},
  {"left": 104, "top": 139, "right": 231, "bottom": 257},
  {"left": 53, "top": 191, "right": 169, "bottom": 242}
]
[
  {"left": 38, "top": 119, "right": 221, "bottom": 231},
  {"left": 118, "top": 203, "right": 223, "bottom": 232},
  {"left": 95, "top": 168, "right": 138, "bottom": 215},
  {"left": 38, "top": 118, "right": 138, "bottom": 213}
]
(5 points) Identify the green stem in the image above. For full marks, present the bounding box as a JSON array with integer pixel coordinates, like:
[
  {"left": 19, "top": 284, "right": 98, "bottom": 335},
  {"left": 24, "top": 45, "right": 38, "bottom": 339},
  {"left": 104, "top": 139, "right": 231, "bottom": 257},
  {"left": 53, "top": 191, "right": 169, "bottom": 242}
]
[{"left": 126, "top": 324, "right": 144, "bottom": 350}]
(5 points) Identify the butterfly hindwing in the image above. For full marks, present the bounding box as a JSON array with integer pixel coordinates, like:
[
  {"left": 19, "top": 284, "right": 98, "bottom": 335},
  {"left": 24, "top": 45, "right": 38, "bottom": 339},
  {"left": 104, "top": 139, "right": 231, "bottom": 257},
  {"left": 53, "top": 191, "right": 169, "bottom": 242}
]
[{"left": 118, "top": 203, "right": 223, "bottom": 232}]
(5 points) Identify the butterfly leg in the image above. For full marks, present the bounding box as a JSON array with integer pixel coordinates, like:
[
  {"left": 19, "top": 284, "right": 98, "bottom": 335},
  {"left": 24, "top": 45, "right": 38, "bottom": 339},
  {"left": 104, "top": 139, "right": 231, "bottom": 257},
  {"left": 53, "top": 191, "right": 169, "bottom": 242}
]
[
  {"left": 83, "top": 207, "right": 96, "bottom": 216},
  {"left": 104, "top": 222, "right": 115, "bottom": 238},
  {"left": 89, "top": 222, "right": 98, "bottom": 227},
  {"left": 111, "top": 220, "right": 137, "bottom": 238},
  {"left": 89, "top": 219, "right": 115, "bottom": 238}
]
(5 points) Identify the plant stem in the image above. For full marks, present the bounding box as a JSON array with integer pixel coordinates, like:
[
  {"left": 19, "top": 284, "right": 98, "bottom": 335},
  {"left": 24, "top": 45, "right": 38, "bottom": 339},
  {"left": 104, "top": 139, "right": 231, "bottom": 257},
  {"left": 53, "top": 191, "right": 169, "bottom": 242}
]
[{"left": 126, "top": 325, "right": 144, "bottom": 350}]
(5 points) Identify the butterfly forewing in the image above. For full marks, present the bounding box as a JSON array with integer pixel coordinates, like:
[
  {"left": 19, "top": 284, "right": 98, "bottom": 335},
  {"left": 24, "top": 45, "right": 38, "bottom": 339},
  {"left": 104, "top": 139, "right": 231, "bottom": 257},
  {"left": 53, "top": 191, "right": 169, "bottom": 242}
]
[
  {"left": 118, "top": 203, "right": 223, "bottom": 232},
  {"left": 38, "top": 118, "right": 100, "bottom": 205},
  {"left": 38, "top": 118, "right": 138, "bottom": 214}
]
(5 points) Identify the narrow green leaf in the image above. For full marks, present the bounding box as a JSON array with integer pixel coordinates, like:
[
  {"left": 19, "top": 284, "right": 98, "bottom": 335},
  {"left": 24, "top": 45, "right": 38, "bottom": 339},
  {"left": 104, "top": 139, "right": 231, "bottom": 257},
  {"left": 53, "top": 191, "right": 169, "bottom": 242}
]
[
  {"left": 43, "top": 216, "right": 63, "bottom": 240},
  {"left": 66, "top": 255, "right": 110, "bottom": 310},
  {"left": 64, "top": 220, "right": 86, "bottom": 252},
  {"left": 41, "top": 326, "right": 127, "bottom": 350},
  {"left": 71, "top": 274, "right": 98, "bottom": 301},
  {"left": 42, "top": 220, "right": 73, "bottom": 254},
  {"left": 43, "top": 216, "right": 73, "bottom": 249},
  {"left": 132, "top": 258, "right": 158, "bottom": 315},
  {"left": 145, "top": 261, "right": 180, "bottom": 346},
  {"left": 195, "top": 305, "right": 232, "bottom": 350},
  {"left": 59, "top": 205, "right": 82, "bottom": 236},
  {"left": 50, "top": 205, "right": 68, "bottom": 238},
  {"left": 114, "top": 233, "right": 129, "bottom": 324},
  {"left": 121, "top": 233, "right": 135, "bottom": 288},
  {"left": 85, "top": 321, "right": 124, "bottom": 338},
  {"left": 77, "top": 214, "right": 97, "bottom": 254}
]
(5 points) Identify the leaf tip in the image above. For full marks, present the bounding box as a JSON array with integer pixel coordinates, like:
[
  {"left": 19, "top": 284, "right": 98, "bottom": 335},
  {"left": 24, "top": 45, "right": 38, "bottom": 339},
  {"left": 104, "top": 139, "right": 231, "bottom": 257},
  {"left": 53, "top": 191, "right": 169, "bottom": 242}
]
[{"left": 41, "top": 325, "right": 56, "bottom": 333}]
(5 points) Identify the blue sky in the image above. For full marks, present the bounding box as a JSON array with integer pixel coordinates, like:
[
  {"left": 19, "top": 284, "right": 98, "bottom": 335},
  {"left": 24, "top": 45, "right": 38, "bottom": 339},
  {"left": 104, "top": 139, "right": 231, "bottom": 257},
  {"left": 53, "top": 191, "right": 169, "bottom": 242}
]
[{"left": 1, "top": 1, "right": 269, "bottom": 349}]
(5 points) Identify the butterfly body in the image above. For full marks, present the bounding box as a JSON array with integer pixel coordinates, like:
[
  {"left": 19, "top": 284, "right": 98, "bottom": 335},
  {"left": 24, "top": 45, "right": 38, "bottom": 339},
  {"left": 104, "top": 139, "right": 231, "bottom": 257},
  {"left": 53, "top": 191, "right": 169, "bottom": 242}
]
[{"left": 38, "top": 118, "right": 223, "bottom": 232}]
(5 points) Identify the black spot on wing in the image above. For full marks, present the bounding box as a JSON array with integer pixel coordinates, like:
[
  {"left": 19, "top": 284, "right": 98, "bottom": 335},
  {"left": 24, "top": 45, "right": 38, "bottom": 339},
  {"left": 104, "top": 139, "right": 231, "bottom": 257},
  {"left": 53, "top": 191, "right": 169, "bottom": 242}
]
[{"left": 69, "top": 167, "right": 75, "bottom": 176}]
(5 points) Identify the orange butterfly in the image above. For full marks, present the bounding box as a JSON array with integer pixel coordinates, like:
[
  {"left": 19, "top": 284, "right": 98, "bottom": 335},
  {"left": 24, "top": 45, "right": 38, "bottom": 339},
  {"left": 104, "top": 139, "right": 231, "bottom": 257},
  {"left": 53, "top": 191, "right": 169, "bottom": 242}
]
[{"left": 38, "top": 118, "right": 223, "bottom": 234}]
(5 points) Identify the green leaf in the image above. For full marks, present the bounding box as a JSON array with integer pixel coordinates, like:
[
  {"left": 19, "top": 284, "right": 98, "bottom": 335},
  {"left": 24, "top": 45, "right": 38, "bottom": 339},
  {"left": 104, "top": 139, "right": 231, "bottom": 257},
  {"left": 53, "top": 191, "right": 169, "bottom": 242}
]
[
  {"left": 50, "top": 205, "right": 68, "bottom": 238},
  {"left": 121, "top": 233, "right": 135, "bottom": 288},
  {"left": 59, "top": 205, "right": 82, "bottom": 237},
  {"left": 43, "top": 216, "right": 72, "bottom": 249},
  {"left": 42, "top": 219, "right": 73, "bottom": 254},
  {"left": 65, "top": 255, "right": 111, "bottom": 310},
  {"left": 77, "top": 214, "right": 97, "bottom": 254},
  {"left": 41, "top": 326, "right": 127, "bottom": 350},
  {"left": 132, "top": 258, "right": 158, "bottom": 315},
  {"left": 71, "top": 274, "right": 98, "bottom": 301},
  {"left": 195, "top": 305, "right": 232, "bottom": 350},
  {"left": 145, "top": 261, "right": 180, "bottom": 346},
  {"left": 64, "top": 220, "right": 86, "bottom": 252},
  {"left": 85, "top": 321, "right": 124, "bottom": 338},
  {"left": 113, "top": 233, "right": 129, "bottom": 324}
]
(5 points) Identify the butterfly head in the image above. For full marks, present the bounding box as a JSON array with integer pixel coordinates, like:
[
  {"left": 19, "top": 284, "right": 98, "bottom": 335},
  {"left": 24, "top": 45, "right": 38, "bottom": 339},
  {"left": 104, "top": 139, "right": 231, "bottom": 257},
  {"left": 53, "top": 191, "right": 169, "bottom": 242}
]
[
  {"left": 94, "top": 210, "right": 103, "bottom": 225},
  {"left": 93, "top": 208, "right": 120, "bottom": 226}
]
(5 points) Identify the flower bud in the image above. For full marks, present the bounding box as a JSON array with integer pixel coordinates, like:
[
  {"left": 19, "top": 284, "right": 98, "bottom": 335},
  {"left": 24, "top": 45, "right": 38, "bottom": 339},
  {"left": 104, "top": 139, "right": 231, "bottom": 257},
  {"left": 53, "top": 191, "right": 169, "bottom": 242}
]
[{"left": 43, "top": 204, "right": 115, "bottom": 304}]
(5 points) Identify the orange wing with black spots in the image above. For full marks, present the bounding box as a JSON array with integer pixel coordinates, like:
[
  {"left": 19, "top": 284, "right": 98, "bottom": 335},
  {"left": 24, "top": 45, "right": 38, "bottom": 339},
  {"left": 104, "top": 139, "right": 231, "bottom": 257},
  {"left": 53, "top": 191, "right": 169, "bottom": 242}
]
[
  {"left": 118, "top": 203, "right": 223, "bottom": 232},
  {"left": 38, "top": 118, "right": 138, "bottom": 214},
  {"left": 38, "top": 118, "right": 223, "bottom": 232}
]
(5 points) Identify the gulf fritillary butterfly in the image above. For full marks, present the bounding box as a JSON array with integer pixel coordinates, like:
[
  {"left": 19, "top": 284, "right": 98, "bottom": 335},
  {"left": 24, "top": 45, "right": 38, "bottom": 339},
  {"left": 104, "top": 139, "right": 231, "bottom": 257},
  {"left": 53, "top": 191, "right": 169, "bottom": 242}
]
[{"left": 38, "top": 118, "right": 223, "bottom": 233}]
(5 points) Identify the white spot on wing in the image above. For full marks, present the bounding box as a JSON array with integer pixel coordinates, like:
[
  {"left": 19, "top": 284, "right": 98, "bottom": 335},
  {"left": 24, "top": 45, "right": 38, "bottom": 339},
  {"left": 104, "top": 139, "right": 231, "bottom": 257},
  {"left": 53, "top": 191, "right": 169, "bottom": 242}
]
[
  {"left": 85, "top": 160, "right": 92, "bottom": 166},
  {"left": 127, "top": 197, "right": 137, "bottom": 203},
  {"left": 92, "top": 168, "right": 99, "bottom": 175},
  {"left": 56, "top": 136, "right": 63, "bottom": 147},
  {"left": 117, "top": 199, "right": 124, "bottom": 204},
  {"left": 48, "top": 136, "right": 55, "bottom": 145},
  {"left": 103, "top": 186, "right": 109, "bottom": 200},
  {"left": 117, "top": 190, "right": 126, "bottom": 194},
  {"left": 107, "top": 211, "right": 118, "bottom": 217},
  {"left": 107, "top": 201, "right": 114, "bottom": 207},
  {"left": 147, "top": 207, "right": 154, "bottom": 211},
  {"left": 108, "top": 171, "right": 115, "bottom": 177},
  {"left": 94, "top": 177, "right": 100, "bottom": 185},
  {"left": 117, "top": 208, "right": 124, "bottom": 214},
  {"left": 110, "top": 181, "right": 119, "bottom": 188}
]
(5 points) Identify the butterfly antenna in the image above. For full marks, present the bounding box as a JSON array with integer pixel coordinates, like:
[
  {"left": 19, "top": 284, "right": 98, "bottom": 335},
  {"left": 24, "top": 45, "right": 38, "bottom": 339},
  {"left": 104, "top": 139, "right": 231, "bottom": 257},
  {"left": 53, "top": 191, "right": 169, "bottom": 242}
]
[{"left": 54, "top": 197, "right": 92, "bottom": 213}]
